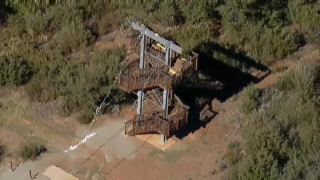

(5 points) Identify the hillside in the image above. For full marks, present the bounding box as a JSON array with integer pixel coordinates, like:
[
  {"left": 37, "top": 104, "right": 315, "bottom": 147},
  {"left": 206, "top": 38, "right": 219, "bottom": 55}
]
[{"left": 0, "top": 1, "right": 320, "bottom": 180}]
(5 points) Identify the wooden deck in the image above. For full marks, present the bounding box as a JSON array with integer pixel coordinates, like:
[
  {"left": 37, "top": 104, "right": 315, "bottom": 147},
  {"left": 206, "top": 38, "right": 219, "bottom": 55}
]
[{"left": 119, "top": 37, "right": 198, "bottom": 137}]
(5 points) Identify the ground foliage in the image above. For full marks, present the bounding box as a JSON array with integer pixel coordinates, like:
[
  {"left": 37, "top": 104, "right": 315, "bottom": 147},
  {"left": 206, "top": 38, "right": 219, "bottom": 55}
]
[
  {"left": 19, "top": 141, "right": 46, "bottom": 161},
  {"left": 234, "top": 62, "right": 320, "bottom": 180},
  {"left": 0, "top": 1, "right": 129, "bottom": 123},
  {"left": 114, "top": 0, "right": 319, "bottom": 66}
]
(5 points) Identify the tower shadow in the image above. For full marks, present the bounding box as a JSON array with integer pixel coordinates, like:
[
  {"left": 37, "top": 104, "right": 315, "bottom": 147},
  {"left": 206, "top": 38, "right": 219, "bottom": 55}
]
[
  {"left": 0, "top": 2, "right": 15, "bottom": 26},
  {"left": 172, "top": 42, "right": 270, "bottom": 139}
]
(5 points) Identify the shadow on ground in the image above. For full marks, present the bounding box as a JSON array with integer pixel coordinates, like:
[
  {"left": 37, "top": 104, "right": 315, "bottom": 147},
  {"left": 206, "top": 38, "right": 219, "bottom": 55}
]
[
  {"left": 0, "top": 2, "right": 15, "bottom": 26},
  {"left": 172, "top": 42, "right": 270, "bottom": 139}
]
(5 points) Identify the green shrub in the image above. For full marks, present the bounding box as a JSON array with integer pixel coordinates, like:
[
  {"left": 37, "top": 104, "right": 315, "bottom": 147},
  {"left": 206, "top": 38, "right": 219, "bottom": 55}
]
[
  {"left": 153, "top": 1, "right": 176, "bottom": 25},
  {"left": 275, "top": 74, "right": 295, "bottom": 92},
  {"left": 23, "top": 10, "right": 50, "bottom": 34},
  {"left": 239, "top": 85, "right": 261, "bottom": 115},
  {"left": 172, "top": 24, "right": 213, "bottom": 53},
  {"left": 113, "top": 1, "right": 155, "bottom": 25},
  {"left": 23, "top": 47, "right": 128, "bottom": 120},
  {"left": 288, "top": 2, "right": 320, "bottom": 43},
  {"left": 0, "top": 56, "right": 33, "bottom": 86},
  {"left": 220, "top": 21, "right": 302, "bottom": 64},
  {"left": 25, "top": 81, "right": 60, "bottom": 103},
  {"left": 24, "top": 82, "right": 42, "bottom": 101},
  {"left": 226, "top": 142, "right": 242, "bottom": 167},
  {"left": 19, "top": 141, "right": 46, "bottom": 161},
  {"left": 179, "top": 1, "right": 214, "bottom": 25},
  {"left": 230, "top": 63, "right": 320, "bottom": 180},
  {"left": 77, "top": 110, "right": 95, "bottom": 125},
  {"left": 53, "top": 19, "right": 91, "bottom": 54},
  {"left": 276, "top": 62, "right": 317, "bottom": 96}
]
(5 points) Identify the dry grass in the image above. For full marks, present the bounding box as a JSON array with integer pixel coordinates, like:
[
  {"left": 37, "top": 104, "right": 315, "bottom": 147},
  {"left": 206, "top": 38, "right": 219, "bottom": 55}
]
[
  {"left": 0, "top": 88, "right": 33, "bottom": 129},
  {"left": 0, "top": 87, "right": 77, "bottom": 155},
  {"left": 0, "top": 87, "right": 66, "bottom": 124}
]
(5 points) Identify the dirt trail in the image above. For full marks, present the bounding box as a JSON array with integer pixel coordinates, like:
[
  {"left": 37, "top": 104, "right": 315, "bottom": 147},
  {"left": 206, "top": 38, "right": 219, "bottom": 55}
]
[
  {"left": 79, "top": 118, "right": 139, "bottom": 162},
  {"left": 0, "top": 115, "right": 138, "bottom": 180},
  {"left": 0, "top": 153, "right": 72, "bottom": 180}
]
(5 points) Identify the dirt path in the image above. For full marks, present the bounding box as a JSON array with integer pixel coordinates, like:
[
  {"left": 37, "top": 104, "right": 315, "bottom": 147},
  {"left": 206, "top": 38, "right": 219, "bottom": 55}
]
[
  {"left": 74, "top": 118, "right": 139, "bottom": 163},
  {"left": 0, "top": 103, "right": 239, "bottom": 180},
  {"left": 0, "top": 153, "right": 72, "bottom": 180},
  {"left": 0, "top": 115, "right": 140, "bottom": 180}
]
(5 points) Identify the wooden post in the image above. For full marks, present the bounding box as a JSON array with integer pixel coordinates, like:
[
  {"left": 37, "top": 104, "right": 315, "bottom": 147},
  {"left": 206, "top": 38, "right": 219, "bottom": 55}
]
[
  {"left": 157, "top": 69, "right": 160, "bottom": 85},
  {"left": 132, "top": 120, "right": 134, "bottom": 135},
  {"left": 186, "top": 111, "right": 189, "bottom": 124},
  {"left": 195, "top": 56, "right": 198, "bottom": 71}
]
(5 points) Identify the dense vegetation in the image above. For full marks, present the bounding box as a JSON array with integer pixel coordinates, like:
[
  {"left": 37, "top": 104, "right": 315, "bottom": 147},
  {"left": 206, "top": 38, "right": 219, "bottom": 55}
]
[
  {"left": 0, "top": 1, "right": 319, "bottom": 179},
  {"left": 114, "top": 0, "right": 319, "bottom": 67},
  {"left": 0, "top": 1, "right": 129, "bottom": 123},
  {"left": 232, "top": 62, "right": 320, "bottom": 180}
]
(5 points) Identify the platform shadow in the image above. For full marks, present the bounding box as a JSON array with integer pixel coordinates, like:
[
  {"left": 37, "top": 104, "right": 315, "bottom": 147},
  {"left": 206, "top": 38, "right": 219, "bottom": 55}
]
[
  {"left": 172, "top": 42, "right": 270, "bottom": 139},
  {"left": 0, "top": 2, "right": 15, "bottom": 26}
]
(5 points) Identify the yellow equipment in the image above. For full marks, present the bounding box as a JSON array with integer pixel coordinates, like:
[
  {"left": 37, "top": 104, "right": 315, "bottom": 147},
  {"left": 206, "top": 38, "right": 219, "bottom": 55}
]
[
  {"left": 156, "top": 43, "right": 166, "bottom": 51},
  {"left": 169, "top": 68, "right": 177, "bottom": 75}
]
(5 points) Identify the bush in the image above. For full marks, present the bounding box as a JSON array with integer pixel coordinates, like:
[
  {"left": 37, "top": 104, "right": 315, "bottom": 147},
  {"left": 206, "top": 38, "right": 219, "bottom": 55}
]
[
  {"left": 179, "top": 1, "right": 216, "bottom": 25},
  {"left": 78, "top": 110, "right": 95, "bottom": 125},
  {"left": 0, "top": 2, "right": 129, "bottom": 120},
  {"left": 226, "top": 142, "right": 242, "bottom": 166},
  {"left": 53, "top": 19, "right": 91, "bottom": 54},
  {"left": 23, "top": 10, "right": 50, "bottom": 34},
  {"left": 229, "top": 63, "right": 320, "bottom": 180},
  {"left": 19, "top": 141, "right": 46, "bottom": 161},
  {"left": 275, "top": 62, "right": 317, "bottom": 96},
  {"left": 172, "top": 24, "right": 213, "bottom": 53},
  {"left": 24, "top": 82, "right": 43, "bottom": 101},
  {"left": 274, "top": 74, "right": 295, "bottom": 92},
  {"left": 23, "top": 47, "right": 128, "bottom": 120},
  {"left": 288, "top": 2, "right": 320, "bottom": 43},
  {"left": 0, "top": 56, "right": 33, "bottom": 86},
  {"left": 220, "top": 20, "right": 302, "bottom": 64},
  {"left": 239, "top": 85, "right": 261, "bottom": 115},
  {"left": 25, "top": 81, "right": 60, "bottom": 103}
]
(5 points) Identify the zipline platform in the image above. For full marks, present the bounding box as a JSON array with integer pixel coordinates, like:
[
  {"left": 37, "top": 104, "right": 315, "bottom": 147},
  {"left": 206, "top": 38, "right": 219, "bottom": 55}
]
[{"left": 118, "top": 22, "right": 198, "bottom": 144}]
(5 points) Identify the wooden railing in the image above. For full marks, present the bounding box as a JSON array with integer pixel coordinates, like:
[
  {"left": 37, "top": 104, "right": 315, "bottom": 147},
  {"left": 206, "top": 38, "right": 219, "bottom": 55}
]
[
  {"left": 124, "top": 100, "right": 189, "bottom": 137},
  {"left": 119, "top": 65, "right": 173, "bottom": 93},
  {"left": 124, "top": 114, "right": 170, "bottom": 136},
  {"left": 168, "top": 108, "right": 188, "bottom": 130}
]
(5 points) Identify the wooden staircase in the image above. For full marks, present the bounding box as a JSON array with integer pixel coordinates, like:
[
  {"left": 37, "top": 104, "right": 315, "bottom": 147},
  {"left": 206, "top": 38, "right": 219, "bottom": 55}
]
[{"left": 119, "top": 65, "right": 173, "bottom": 93}]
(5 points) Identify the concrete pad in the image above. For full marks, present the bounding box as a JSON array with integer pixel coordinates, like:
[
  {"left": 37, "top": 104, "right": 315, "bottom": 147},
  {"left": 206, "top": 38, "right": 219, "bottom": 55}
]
[
  {"left": 43, "top": 165, "right": 78, "bottom": 180},
  {"left": 83, "top": 120, "right": 137, "bottom": 162},
  {"left": 136, "top": 134, "right": 176, "bottom": 151}
]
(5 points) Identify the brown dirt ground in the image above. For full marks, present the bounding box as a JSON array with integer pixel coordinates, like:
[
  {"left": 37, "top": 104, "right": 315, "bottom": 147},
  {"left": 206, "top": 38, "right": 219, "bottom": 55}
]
[{"left": 66, "top": 100, "right": 240, "bottom": 180}]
